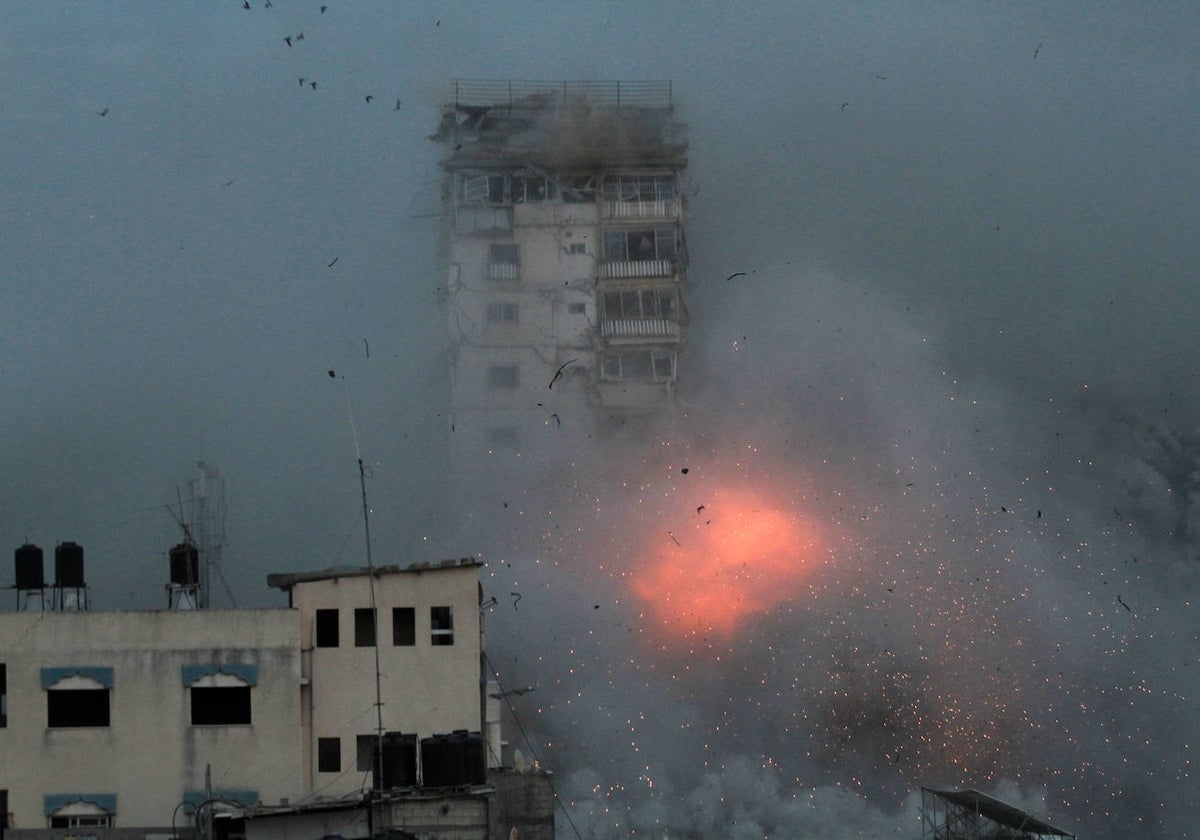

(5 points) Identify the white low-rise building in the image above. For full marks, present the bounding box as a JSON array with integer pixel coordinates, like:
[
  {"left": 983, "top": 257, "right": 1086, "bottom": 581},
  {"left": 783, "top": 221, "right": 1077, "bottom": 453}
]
[{"left": 0, "top": 558, "right": 497, "bottom": 840}]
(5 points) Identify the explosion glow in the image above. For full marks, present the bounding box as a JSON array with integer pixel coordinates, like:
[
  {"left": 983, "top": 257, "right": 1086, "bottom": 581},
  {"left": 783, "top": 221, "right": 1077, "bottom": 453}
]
[{"left": 630, "top": 486, "right": 828, "bottom": 639}]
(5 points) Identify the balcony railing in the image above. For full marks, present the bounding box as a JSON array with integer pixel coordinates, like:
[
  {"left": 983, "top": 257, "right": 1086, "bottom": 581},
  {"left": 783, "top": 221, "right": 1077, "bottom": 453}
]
[
  {"left": 599, "top": 259, "right": 674, "bottom": 280},
  {"left": 487, "top": 263, "right": 519, "bottom": 281},
  {"left": 601, "top": 318, "right": 680, "bottom": 340},
  {"left": 602, "top": 199, "right": 681, "bottom": 220},
  {"left": 451, "top": 79, "right": 672, "bottom": 109}
]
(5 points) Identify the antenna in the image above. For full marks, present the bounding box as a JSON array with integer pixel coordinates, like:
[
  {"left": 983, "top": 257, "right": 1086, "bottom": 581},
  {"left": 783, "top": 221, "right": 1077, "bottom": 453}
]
[{"left": 331, "top": 369, "right": 387, "bottom": 793}]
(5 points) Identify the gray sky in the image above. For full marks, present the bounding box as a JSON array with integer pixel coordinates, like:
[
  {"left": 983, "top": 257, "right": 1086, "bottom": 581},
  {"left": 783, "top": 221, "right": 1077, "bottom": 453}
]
[{"left": 4, "top": 3, "right": 1200, "bottom": 837}]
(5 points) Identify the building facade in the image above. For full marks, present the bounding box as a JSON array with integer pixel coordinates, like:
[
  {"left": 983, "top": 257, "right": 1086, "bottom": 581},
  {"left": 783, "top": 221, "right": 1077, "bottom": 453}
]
[
  {"left": 433, "top": 80, "right": 689, "bottom": 514},
  {"left": 0, "top": 560, "right": 499, "bottom": 840}
]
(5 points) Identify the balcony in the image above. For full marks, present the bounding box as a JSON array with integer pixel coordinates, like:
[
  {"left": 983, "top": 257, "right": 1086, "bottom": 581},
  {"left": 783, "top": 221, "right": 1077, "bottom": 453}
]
[
  {"left": 455, "top": 205, "right": 514, "bottom": 235},
  {"left": 601, "top": 318, "right": 680, "bottom": 342},
  {"left": 599, "top": 259, "right": 674, "bottom": 280}
]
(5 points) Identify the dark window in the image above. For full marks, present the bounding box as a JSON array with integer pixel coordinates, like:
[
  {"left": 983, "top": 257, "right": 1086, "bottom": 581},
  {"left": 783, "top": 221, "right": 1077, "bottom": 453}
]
[
  {"left": 47, "top": 688, "right": 110, "bottom": 728},
  {"left": 568, "top": 242, "right": 587, "bottom": 254},
  {"left": 191, "top": 686, "right": 251, "bottom": 725},
  {"left": 392, "top": 608, "right": 415, "bottom": 646},
  {"left": 431, "top": 606, "right": 454, "bottom": 646},
  {"left": 600, "top": 350, "right": 676, "bottom": 383},
  {"left": 1, "top": 789, "right": 8, "bottom": 831},
  {"left": 51, "top": 815, "right": 111, "bottom": 829},
  {"left": 568, "top": 302, "right": 586, "bottom": 314},
  {"left": 489, "top": 243, "right": 519, "bottom": 264},
  {"left": 0, "top": 664, "right": 6, "bottom": 728},
  {"left": 487, "top": 365, "right": 519, "bottom": 388},
  {"left": 318, "top": 737, "right": 341, "bottom": 773},
  {"left": 486, "top": 302, "right": 518, "bottom": 324},
  {"left": 354, "top": 608, "right": 377, "bottom": 647},
  {"left": 512, "top": 174, "right": 553, "bottom": 203},
  {"left": 357, "top": 734, "right": 376, "bottom": 772},
  {"left": 602, "top": 228, "right": 677, "bottom": 261},
  {"left": 315, "top": 609, "right": 339, "bottom": 648},
  {"left": 603, "top": 288, "right": 676, "bottom": 320}
]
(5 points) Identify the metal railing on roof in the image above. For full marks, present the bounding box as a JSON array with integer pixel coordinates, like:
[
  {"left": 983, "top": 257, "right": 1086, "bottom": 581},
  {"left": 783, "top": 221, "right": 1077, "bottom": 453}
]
[{"left": 451, "top": 79, "right": 673, "bottom": 109}]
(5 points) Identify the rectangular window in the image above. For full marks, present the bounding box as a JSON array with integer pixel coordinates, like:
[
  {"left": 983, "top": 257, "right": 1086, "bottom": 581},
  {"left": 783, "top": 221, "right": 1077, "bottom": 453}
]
[
  {"left": 0, "top": 663, "right": 6, "bottom": 728},
  {"left": 567, "top": 302, "right": 586, "bottom": 315},
  {"left": 392, "top": 607, "right": 415, "bottom": 646},
  {"left": 486, "top": 302, "right": 518, "bottom": 324},
  {"left": 487, "top": 365, "right": 519, "bottom": 388},
  {"left": 354, "top": 608, "right": 377, "bottom": 647},
  {"left": 560, "top": 175, "right": 596, "bottom": 203},
  {"left": 357, "top": 734, "right": 376, "bottom": 772},
  {"left": 1, "top": 789, "right": 7, "bottom": 831},
  {"left": 602, "top": 228, "right": 676, "bottom": 261},
  {"left": 487, "top": 243, "right": 520, "bottom": 281},
  {"left": 47, "top": 689, "right": 110, "bottom": 728},
  {"left": 315, "top": 609, "right": 339, "bottom": 648},
  {"left": 51, "top": 815, "right": 112, "bottom": 829},
  {"left": 191, "top": 687, "right": 251, "bottom": 726},
  {"left": 568, "top": 242, "right": 587, "bottom": 254},
  {"left": 511, "top": 174, "right": 553, "bottom": 203},
  {"left": 317, "top": 737, "right": 341, "bottom": 773},
  {"left": 600, "top": 350, "right": 676, "bottom": 383},
  {"left": 603, "top": 288, "right": 676, "bottom": 320},
  {"left": 430, "top": 606, "right": 454, "bottom": 646}
]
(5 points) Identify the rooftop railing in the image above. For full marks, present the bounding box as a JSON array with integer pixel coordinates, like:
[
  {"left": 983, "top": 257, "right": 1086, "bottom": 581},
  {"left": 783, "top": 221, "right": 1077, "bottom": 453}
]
[{"left": 451, "top": 79, "right": 673, "bottom": 109}]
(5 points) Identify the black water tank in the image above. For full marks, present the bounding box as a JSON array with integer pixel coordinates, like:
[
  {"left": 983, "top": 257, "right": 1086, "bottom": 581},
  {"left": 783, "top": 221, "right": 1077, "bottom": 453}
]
[
  {"left": 55, "top": 542, "right": 85, "bottom": 588},
  {"left": 14, "top": 544, "right": 44, "bottom": 590},
  {"left": 463, "top": 731, "right": 486, "bottom": 785},
  {"left": 420, "top": 735, "right": 449, "bottom": 787},
  {"left": 169, "top": 543, "right": 199, "bottom": 585},
  {"left": 373, "top": 732, "right": 417, "bottom": 790}
]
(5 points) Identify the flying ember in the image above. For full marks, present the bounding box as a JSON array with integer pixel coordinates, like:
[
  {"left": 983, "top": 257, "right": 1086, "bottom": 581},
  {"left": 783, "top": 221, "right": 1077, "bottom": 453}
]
[{"left": 631, "top": 486, "right": 827, "bottom": 639}]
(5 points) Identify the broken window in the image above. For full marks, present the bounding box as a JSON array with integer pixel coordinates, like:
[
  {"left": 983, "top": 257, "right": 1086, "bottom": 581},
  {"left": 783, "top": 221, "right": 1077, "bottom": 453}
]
[
  {"left": 461, "top": 174, "right": 506, "bottom": 205},
  {"left": 317, "top": 737, "right": 341, "bottom": 773},
  {"left": 602, "top": 174, "right": 677, "bottom": 202},
  {"left": 561, "top": 175, "right": 596, "bottom": 203},
  {"left": 511, "top": 174, "right": 553, "bottom": 203},
  {"left": 603, "top": 288, "right": 676, "bottom": 320},
  {"left": 487, "top": 365, "right": 519, "bottom": 388},
  {"left": 354, "top": 608, "right": 377, "bottom": 647},
  {"left": 392, "top": 607, "right": 415, "bottom": 646},
  {"left": 44, "top": 669, "right": 113, "bottom": 728},
  {"left": 315, "top": 609, "right": 339, "bottom": 648},
  {"left": 486, "top": 302, "right": 518, "bottom": 324},
  {"left": 430, "top": 606, "right": 454, "bottom": 646},
  {"left": 602, "top": 228, "right": 677, "bottom": 261}
]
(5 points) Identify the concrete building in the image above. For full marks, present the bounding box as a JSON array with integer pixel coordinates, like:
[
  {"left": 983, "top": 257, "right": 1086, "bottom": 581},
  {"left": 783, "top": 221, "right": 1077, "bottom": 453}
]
[
  {"left": 432, "top": 80, "right": 689, "bottom": 519},
  {"left": 0, "top": 556, "right": 552, "bottom": 840}
]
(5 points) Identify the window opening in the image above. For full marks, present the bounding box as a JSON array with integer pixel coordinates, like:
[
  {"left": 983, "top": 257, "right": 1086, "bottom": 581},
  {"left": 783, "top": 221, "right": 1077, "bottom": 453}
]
[
  {"left": 315, "top": 609, "right": 339, "bottom": 648},
  {"left": 354, "top": 608, "right": 377, "bottom": 647},
  {"left": 603, "top": 288, "right": 676, "bottom": 320},
  {"left": 486, "top": 302, "right": 518, "bottom": 324},
  {"left": 511, "top": 174, "right": 553, "bottom": 203},
  {"left": 0, "top": 664, "right": 6, "bottom": 728},
  {"left": 567, "top": 302, "right": 586, "bottom": 315},
  {"left": 568, "top": 242, "right": 587, "bottom": 254},
  {"left": 603, "top": 174, "right": 677, "bottom": 202},
  {"left": 600, "top": 350, "right": 677, "bottom": 383},
  {"left": 317, "top": 737, "right": 341, "bottom": 773},
  {"left": 47, "top": 688, "right": 110, "bottom": 728},
  {"left": 356, "top": 734, "right": 375, "bottom": 772},
  {"left": 430, "top": 606, "right": 454, "bottom": 646},
  {"left": 561, "top": 175, "right": 596, "bottom": 203},
  {"left": 191, "top": 686, "right": 251, "bottom": 725},
  {"left": 392, "top": 607, "right": 415, "bottom": 646},
  {"left": 602, "top": 228, "right": 676, "bottom": 261}
]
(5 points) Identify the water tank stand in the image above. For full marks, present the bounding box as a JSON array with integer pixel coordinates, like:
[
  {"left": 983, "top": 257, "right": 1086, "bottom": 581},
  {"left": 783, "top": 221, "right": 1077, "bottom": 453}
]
[
  {"left": 16, "top": 588, "right": 46, "bottom": 612},
  {"left": 52, "top": 585, "right": 89, "bottom": 611}
]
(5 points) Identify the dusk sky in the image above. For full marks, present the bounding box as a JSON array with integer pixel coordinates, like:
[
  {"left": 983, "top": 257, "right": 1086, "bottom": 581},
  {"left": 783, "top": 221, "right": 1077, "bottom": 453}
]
[{"left": 4, "top": 4, "right": 1200, "bottom": 837}]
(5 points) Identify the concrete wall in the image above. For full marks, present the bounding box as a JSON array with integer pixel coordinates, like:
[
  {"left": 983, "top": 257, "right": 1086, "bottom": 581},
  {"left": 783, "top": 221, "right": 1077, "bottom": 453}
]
[
  {"left": 285, "top": 563, "right": 484, "bottom": 799},
  {"left": 0, "top": 609, "right": 302, "bottom": 831}
]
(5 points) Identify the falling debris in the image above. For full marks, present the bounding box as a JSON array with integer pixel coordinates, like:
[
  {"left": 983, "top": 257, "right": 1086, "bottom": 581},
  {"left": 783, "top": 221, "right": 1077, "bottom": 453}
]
[
  {"left": 98, "top": 106, "right": 109, "bottom": 117},
  {"left": 327, "top": 256, "right": 339, "bottom": 267},
  {"left": 725, "top": 272, "right": 747, "bottom": 282},
  {"left": 548, "top": 358, "right": 577, "bottom": 388},
  {"left": 1034, "top": 42, "right": 1042, "bottom": 59},
  {"left": 510, "top": 592, "right": 522, "bottom": 610},
  {"left": 327, "top": 370, "right": 336, "bottom": 378}
]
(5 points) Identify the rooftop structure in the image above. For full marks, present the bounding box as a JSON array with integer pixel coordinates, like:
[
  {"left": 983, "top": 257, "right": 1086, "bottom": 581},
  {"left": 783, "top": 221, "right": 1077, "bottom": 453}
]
[{"left": 921, "top": 787, "right": 1076, "bottom": 840}]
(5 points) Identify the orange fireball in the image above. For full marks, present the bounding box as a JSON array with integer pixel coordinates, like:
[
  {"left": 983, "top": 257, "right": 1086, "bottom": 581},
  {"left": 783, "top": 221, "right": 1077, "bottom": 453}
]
[{"left": 631, "top": 487, "right": 826, "bottom": 639}]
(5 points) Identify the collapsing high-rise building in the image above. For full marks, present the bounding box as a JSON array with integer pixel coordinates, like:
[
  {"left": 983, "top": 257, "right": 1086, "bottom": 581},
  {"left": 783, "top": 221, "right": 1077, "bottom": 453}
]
[{"left": 432, "top": 80, "right": 689, "bottom": 522}]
